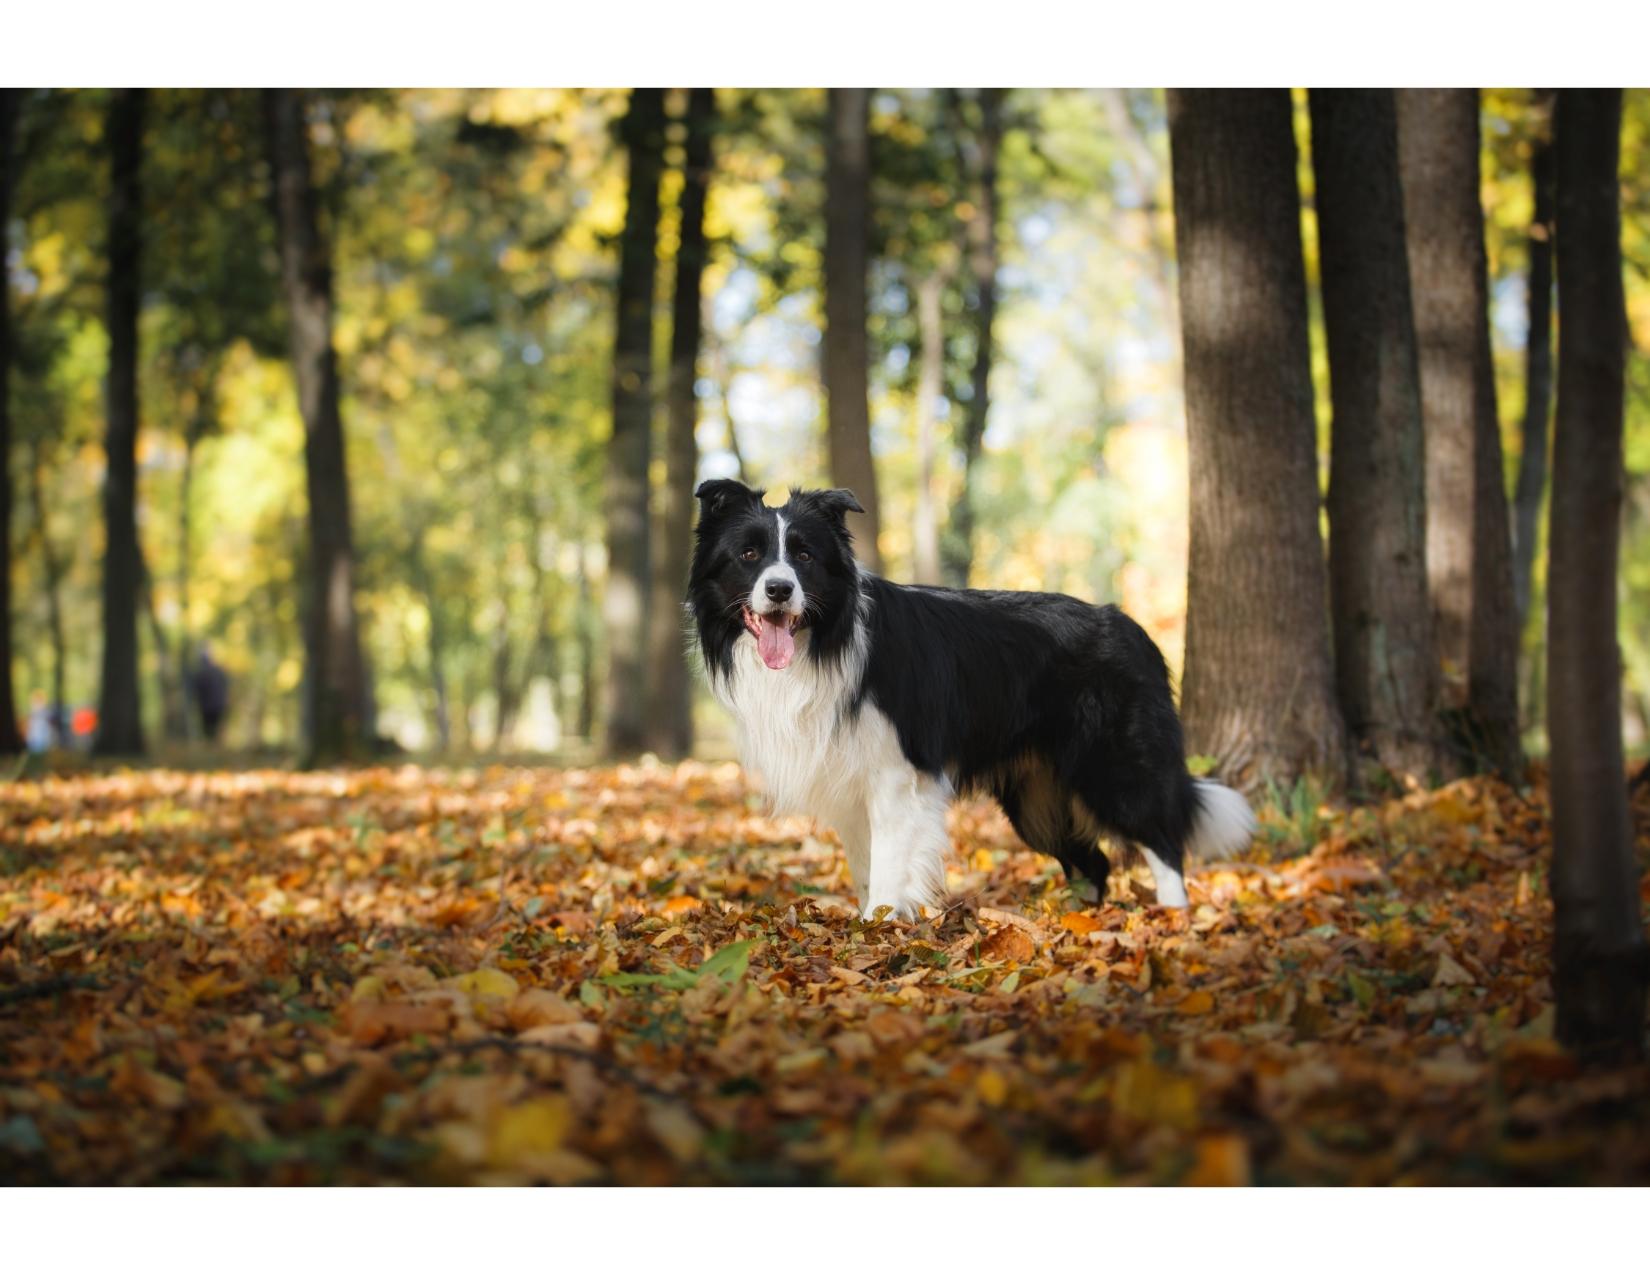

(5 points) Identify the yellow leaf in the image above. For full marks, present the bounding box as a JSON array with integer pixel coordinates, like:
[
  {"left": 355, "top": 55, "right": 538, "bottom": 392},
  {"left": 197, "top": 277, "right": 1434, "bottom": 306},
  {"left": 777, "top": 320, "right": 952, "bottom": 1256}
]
[
  {"left": 1061, "top": 913, "right": 1102, "bottom": 936},
  {"left": 976, "top": 1069, "right": 1008, "bottom": 1107},
  {"left": 489, "top": 1097, "right": 570, "bottom": 1166},
  {"left": 350, "top": 975, "right": 388, "bottom": 1002},
  {"left": 449, "top": 968, "right": 520, "bottom": 1002}
]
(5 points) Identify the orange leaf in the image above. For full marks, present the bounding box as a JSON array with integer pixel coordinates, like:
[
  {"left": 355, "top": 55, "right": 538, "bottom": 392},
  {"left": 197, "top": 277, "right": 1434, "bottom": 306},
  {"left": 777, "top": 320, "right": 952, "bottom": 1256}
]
[{"left": 1177, "top": 989, "right": 1215, "bottom": 1016}]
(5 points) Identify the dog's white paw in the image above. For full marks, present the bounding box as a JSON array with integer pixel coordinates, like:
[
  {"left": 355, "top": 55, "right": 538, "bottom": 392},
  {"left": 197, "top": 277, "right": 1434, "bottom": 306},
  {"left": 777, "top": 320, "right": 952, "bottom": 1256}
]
[{"left": 861, "top": 898, "right": 920, "bottom": 923}]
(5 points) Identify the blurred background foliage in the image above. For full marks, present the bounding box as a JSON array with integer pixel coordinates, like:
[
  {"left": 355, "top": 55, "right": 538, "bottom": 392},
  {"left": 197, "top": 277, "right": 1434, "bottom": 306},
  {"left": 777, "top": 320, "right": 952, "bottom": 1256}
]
[{"left": 4, "top": 87, "right": 1648, "bottom": 759}]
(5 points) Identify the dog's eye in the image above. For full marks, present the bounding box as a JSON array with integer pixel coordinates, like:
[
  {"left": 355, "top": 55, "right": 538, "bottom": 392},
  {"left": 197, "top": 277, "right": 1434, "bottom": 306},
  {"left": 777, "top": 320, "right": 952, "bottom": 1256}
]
[
  {"left": 739, "top": 547, "right": 760, "bottom": 562},
  {"left": 793, "top": 548, "right": 812, "bottom": 563}
]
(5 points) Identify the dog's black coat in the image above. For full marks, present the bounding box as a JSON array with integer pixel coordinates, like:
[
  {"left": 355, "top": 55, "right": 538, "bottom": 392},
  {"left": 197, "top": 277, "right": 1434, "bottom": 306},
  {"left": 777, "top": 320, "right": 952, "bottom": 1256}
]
[{"left": 689, "top": 479, "right": 1205, "bottom": 894}]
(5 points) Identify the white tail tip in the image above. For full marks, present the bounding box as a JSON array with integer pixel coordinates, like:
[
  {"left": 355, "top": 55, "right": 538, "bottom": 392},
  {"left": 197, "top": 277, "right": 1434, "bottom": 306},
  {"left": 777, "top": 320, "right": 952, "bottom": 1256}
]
[{"left": 1186, "top": 780, "right": 1256, "bottom": 860}]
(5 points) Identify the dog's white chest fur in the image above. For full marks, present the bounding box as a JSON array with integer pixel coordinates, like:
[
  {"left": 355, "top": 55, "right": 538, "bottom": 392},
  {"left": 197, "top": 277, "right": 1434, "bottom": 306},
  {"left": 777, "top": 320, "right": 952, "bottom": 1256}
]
[{"left": 712, "top": 633, "right": 952, "bottom": 918}]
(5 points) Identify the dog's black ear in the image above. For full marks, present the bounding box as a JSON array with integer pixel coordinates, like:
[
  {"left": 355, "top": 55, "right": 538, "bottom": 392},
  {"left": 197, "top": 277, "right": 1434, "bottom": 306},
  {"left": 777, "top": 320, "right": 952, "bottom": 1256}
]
[
  {"left": 811, "top": 488, "right": 865, "bottom": 522},
  {"left": 695, "top": 478, "right": 763, "bottom": 520}
]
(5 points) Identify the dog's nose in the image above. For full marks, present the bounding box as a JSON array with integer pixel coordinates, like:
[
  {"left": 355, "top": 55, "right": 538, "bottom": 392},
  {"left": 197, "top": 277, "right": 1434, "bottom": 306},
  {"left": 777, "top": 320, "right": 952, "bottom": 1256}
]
[{"left": 765, "top": 578, "right": 794, "bottom": 603}]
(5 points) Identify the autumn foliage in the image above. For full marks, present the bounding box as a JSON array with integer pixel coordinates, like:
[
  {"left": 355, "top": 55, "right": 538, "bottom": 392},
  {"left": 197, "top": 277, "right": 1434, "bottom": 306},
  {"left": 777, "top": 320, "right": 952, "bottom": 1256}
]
[{"left": 2, "top": 762, "right": 1647, "bottom": 1185}]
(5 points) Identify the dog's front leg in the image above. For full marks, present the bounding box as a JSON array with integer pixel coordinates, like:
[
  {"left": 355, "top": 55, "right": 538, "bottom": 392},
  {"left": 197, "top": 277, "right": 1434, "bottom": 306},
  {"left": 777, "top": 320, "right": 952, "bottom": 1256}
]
[
  {"left": 836, "top": 809, "right": 871, "bottom": 910},
  {"left": 862, "top": 765, "right": 951, "bottom": 921}
]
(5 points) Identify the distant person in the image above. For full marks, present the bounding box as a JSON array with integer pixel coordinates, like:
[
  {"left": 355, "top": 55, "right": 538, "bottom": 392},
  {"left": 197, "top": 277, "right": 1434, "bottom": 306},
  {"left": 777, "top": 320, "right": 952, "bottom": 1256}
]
[
  {"left": 190, "top": 646, "right": 230, "bottom": 743},
  {"left": 26, "top": 690, "right": 56, "bottom": 753}
]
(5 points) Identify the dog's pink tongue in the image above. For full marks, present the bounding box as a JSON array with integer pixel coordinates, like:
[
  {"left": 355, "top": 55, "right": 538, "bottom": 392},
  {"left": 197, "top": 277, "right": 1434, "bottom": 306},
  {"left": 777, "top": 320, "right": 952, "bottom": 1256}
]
[{"left": 757, "top": 616, "right": 795, "bottom": 670}]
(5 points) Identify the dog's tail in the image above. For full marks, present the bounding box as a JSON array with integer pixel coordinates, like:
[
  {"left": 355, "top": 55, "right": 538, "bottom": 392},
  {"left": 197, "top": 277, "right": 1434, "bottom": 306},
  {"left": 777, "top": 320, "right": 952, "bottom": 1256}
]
[{"left": 1184, "top": 779, "right": 1256, "bottom": 860}]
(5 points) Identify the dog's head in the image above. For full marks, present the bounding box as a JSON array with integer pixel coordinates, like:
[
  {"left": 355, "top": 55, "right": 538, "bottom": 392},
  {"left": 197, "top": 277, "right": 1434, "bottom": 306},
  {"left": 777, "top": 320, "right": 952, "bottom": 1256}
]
[{"left": 687, "top": 480, "right": 864, "bottom": 677}]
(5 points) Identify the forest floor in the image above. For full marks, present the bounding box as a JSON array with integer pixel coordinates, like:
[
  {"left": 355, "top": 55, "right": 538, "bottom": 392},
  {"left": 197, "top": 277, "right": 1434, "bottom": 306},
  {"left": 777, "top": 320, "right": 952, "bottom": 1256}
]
[{"left": 2, "top": 758, "right": 1648, "bottom": 1185}]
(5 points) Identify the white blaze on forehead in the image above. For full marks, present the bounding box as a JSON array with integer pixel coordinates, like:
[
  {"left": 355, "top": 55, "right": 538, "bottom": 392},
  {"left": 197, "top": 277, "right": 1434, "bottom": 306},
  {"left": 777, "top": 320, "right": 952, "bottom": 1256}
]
[{"left": 751, "top": 513, "right": 804, "bottom": 616}]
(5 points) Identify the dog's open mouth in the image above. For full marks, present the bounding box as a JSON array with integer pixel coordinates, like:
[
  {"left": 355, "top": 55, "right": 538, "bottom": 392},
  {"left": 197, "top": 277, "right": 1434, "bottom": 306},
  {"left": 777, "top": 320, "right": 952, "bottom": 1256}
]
[{"left": 742, "top": 606, "right": 804, "bottom": 671}]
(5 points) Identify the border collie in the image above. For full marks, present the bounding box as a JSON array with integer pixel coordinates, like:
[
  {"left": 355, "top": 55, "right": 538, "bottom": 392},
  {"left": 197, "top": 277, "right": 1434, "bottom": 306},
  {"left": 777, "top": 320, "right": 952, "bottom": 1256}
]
[{"left": 688, "top": 479, "right": 1256, "bottom": 921}]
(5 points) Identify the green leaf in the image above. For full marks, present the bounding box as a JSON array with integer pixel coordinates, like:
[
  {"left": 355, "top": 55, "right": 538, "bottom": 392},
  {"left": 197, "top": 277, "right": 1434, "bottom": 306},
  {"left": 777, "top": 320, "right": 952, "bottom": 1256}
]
[
  {"left": 696, "top": 939, "right": 754, "bottom": 986},
  {"left": 1347, "top": 971, "right": 1376, "bottom": 1008}
]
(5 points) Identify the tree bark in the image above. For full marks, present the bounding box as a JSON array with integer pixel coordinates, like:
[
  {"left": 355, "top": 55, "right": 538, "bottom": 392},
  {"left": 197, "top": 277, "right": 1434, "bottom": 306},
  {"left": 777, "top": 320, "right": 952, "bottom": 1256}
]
[
  {"left": 604, "top": 87, "right": 666, "bottom": 757},
  {"left": 0, "top": 89, "right": 23, "bottom": 752},
  {"left": 1168, "top": 89, "right": 1346, "bottom": 790},
  {"left": 1546, "top": 87, "right": 1648, "bottom": 1061},
  {"left": 711, "top": 340, "right": 752, "bottom": 486},
  {"left": 94, "top": 87, "right": 147, "bottom": 757},
  {"left": 944, "top": 87, "right": 1001, "bottom": 589},
  {"left": 911, "top": 267, "right": 950, "bottom": 586},
  {"left": 1512, "top": 90, "right": 1557, "bottom": 634},
  {"left": 408, "top": 528, "right": 450, "bottom": 753},
  {"left": 577, "top": 541, "right": 597, "bottom": 744},
  {"left": 1395, "top": 88, "right": 1522, "bottom": 778},
  {"left": 1310, "top": 89, "right": 1447, "bottom": 782},
  {"left": 646, "top": 86, "right": 715, "bottom": 759},
  {"left": 28, "top": 440, "right": 68, "bottom": 744},
  {"left": 264, "top": 88, "right": 370, "bottom": 766},
  {"left": 823, "top": 87, "right": 882, "bottom": 572}
]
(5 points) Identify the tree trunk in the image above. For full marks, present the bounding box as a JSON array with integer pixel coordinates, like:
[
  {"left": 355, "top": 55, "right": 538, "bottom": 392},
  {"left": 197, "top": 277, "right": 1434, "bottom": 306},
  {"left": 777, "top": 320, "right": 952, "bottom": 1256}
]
[
  {"left": 603, "top": 87, "right": 666, "bottom": 757},
  {"left": 264, "top": 88, "right": 370, "bottom": 766},
  {"left": 577, "top": 541, "right": 597, "bottom": 744},
  {"left": 0, "top": 89, "right": 22, "bottom": 752},
  {"left": 1512, "top": 90, "right": 1557, "bottom": 634},
  {"left": 1310, "top": 89, "right": 1447, "bottom": 783},
  {"left": 646, "top": 86, "right": 715, "bottom": 759},
  {"left": 94, "top": 87, "right": 147, "bottom": 757},
  {"left": 138, "top": 548, "right": 187, "bottom": 742},
  {"left": 1395, "top": 89, "right": 1522, "bottom": 779},
  {"left": 711, "top": 340, "right": 752, "bottom": 485},
  {"left": 1168, "top": 89, "right": 1346, "bottom": 790},
  {"left": 911, "top": 268, "right": 950, "bottom": 586},
  {"left": 27, "top": 439, "right": 67, "bottom": 745},
  {"left": 175, "top": 367, "right": 214, "bottom": 743},
  {"left": 409, "top": 528, "right": 450, "bottom": 753},
  {"left": 944, "top": 87, "right": 1001, "bottom": 589},
  {"left": 1546, "top": 87, "right": 1648, "bottom": 1061},
  {"left": 823, "top": 87, "right": 883, "bottom": 571}
]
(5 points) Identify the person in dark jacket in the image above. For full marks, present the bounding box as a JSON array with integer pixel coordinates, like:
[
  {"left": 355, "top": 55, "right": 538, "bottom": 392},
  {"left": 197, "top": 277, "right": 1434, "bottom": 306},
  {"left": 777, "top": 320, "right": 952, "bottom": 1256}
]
[{"left": 190, "top": 645, "right": 230, "bottom": 743}]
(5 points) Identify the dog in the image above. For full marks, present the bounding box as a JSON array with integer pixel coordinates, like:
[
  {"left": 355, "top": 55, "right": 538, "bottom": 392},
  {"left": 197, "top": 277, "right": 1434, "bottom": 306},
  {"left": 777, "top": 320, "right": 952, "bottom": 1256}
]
[{"left": 687, "top": 479, "right": 1255, "bottom": 921}]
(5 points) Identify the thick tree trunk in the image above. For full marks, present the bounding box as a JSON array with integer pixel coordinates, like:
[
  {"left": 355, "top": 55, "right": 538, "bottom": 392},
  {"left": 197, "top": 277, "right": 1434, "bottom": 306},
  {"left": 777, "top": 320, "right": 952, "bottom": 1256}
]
[
  {"left": 1546, "top": 88, "right": 1648, "bottom": 1061},
  {"left": 1310, "top": 89, "right": 1447, "bottom": 783},
  {"left": 264, "top": 88, "right": 370, "bottom": 766},
  {"left": 911, "top": 268, "right": 949, "bottom": 586},
  {"left": 1168, "top": 89, "right": 1346, "bottom": 789},
  {"left": 646, "top": 86, "right": 715, "bottom": 759},
  {"left": 94, "top": 87, "right": 147, "bottom": 757},
  {"left": 603, "top": 87, "right": 666, "bottom": 757},
  {"left": 944, "top": 87, "right": 1001, "bottom": 589},
  {"left": 1396, "top": 89, "right": 1522, "bottom": 778},
  {"left": 1512, "top": 91, "right": 1557, "bottom": 633},
  {"left": 0, "top": 89, "right": 23, "bottom": 752},
  {"left": 823, "top": 87, "right": 882, "bottom": 571}
]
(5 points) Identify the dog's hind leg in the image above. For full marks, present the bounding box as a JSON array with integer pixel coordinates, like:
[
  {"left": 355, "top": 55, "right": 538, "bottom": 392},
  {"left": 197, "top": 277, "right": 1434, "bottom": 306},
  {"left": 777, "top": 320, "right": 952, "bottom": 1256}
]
[
  {"left": 1137, "top": 842, "right": 1189, "bottom": 908},
  {"left": 995, "top": 761, "right": 1111, "bottom": 897}
]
